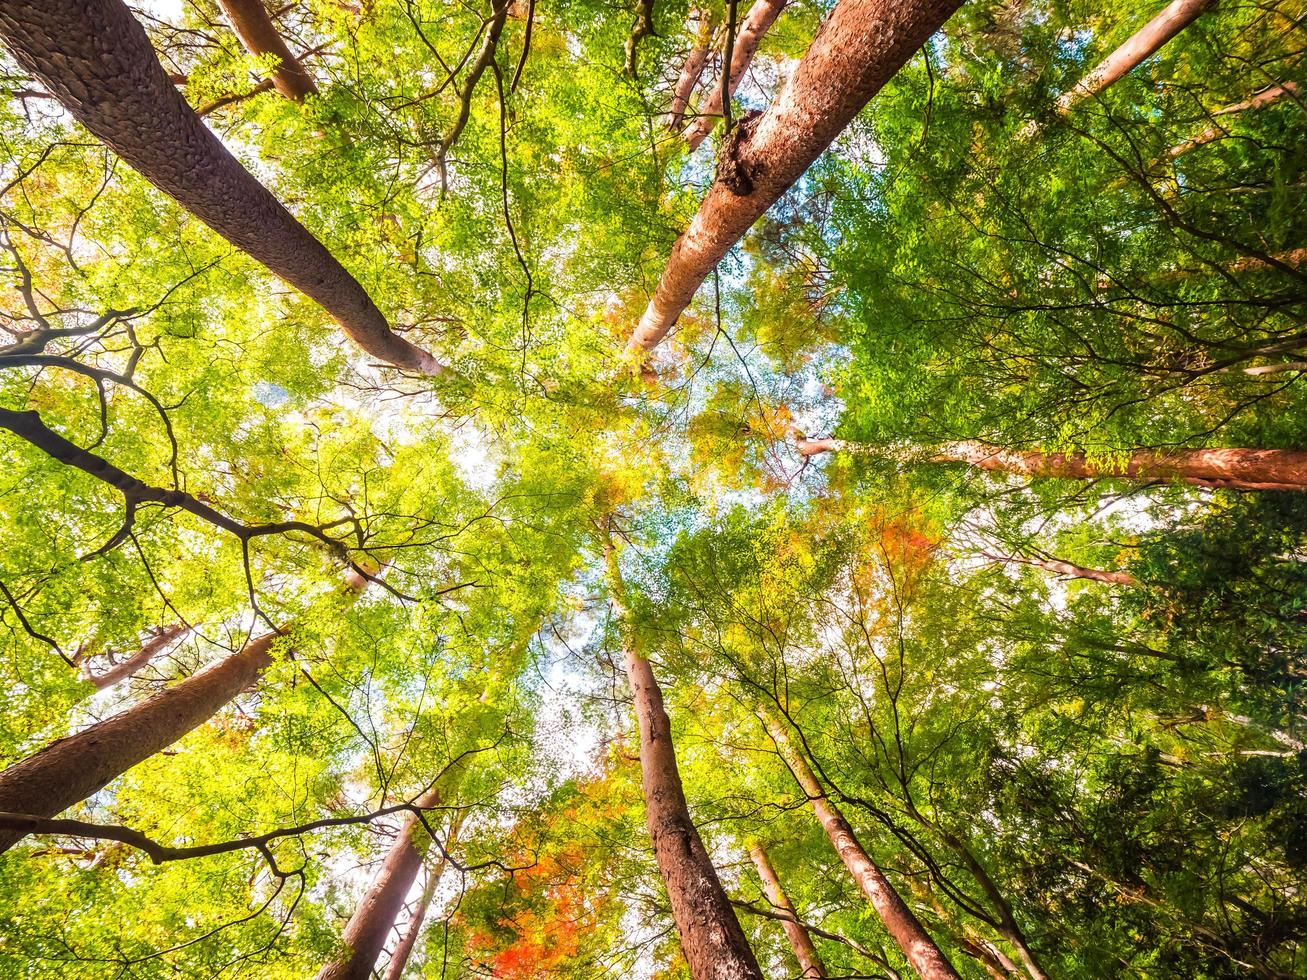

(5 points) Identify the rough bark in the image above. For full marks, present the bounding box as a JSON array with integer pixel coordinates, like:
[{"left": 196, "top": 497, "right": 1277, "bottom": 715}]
[
  {"left": 83, "top": 623, "right": 188, "bottom": 691},
  {"left": 316, "top": 786, "right": 446, "bottom": 980},
  {"left": 0, "top": 630, "right": 279, "bottom": 853},
  {"left": 793, "top": 438, "right": 1307, "bottom": 492},
  {"left": 1055, "top": 0, "right": 1216, "bottom": 115},
  {"left": 627, "top": 646, "right": 764, "bottom": 980},
  {"left": 682, "top": 0, "right": 787, "bottom": 151},
  {"left": 1165, "top": 83, "right": 1300, "bottom": 160},
  {"left": 668, "top": 12, "right": 713, "bottom": 133},
  {"left": 750, "top": 842, "right": 826, "bottom": 978},
  {"left": 216, "top": 0, "right": 317, "bottom": 100},
  {"left": 766, "top": 713, "right": 961, "bottom": 980},
  {"left": 628, "top": 0, "right": 964, "bottom": 356},
  {"left": 0, "top": 0, "right": 445, "bottom": 375},
  {"left": 380, "top": 814, "right": 461, "bottom": 980}
]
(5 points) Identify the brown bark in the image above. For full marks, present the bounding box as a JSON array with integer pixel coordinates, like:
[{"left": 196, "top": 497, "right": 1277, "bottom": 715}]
[
  {"left": 380, "top": 814, "right": 461, "bottom": 980},
  {"left": 627, "top": 0, "right": 964, "bottom": 356},
  {"left": 668, "top": 12, "right": 713, "bottom": 133},
  {"left": 682, "top": 0, "right": 787, "bottom": 151},
  {"left": 1165, "top": 83, "right": 1300, "bottom": 160},
  {"left": 82, "top": 623, "right": 188, "bottom": 691},
  {"left": 1055, "top": 0, "right": 1216, "bottom": 116},
  {"left": 0, "top": 630, "right": 280, "bottom": 853},
  {"left": 216, "top": 0, "right": 317, "bottom": 101},
  {"left": 765, "top": 713, "right": 961, "bottom": 980},
  {"left": 750, "top": 842, "right": 826, "bottom": 979},
  {"left": 982, "top": 552, "right": 1140, "bottom": 588},
  {"left": 794, "top": 438, "right": 1307, "bottom": 492},
  {"left": 316, "top": 787, "right": 447, "bottom": 980},
  {"left": 0, "top": 0, "right": 445, "bottom": 375},
  {"left": 627, "top": 647, "right": 763, "bottom": 980}
]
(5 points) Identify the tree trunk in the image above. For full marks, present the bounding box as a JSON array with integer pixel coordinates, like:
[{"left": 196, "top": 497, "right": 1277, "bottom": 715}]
[
  {"left": 627, "top": 646, "right": 764, "bottom": 980},
  {"left": 794, "top": 438, "right": 1307, "bottom": 492},
  {"left": 0, "top": 630, "right": 279, "bottom": 853},
  {"left": 316, "top": 787, "right": 446, "bottom": 980},
  {"left": 681, "top": 0, "right": 787, "bottom": 151},
  {"left": 982, "top": 552, "right": 1139, "bottom": 588},
  {"left": 216, "top": 0, "right": 317, "bottom": 101},
  {"left": 380, "top": 812, "right": 462, "bottom": 980},
  {"left": 1165, "top": 83, "right": 1300, "bottom": 161},
  {"left": 83, "top": 623, "right": 188, "bottom": 691},
  {"left": 1055, "top": 0, "right": 1216, "bottom": 115},
  {"left": 750, "top": 842, "right": 826, "bottom": 979},
  {"left": 765, "top": 713, "right": 961, "bottom": 980},
  {"left": 668, "top": 12, "right": 713, "bottom": 133},
  {"left": 0, "top": 0, "right": 445, "bottom": 375},
  {"left": 627, "top": 0, "right": 963, "bottom": 356}
]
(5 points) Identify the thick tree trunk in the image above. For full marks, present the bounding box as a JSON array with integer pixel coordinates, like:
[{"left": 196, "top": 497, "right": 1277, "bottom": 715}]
[
  {"left": 681, "top": 0, "right": 787, "bottom": 151},
  {"left": 316, "top": 787, "right": 446, "bottom": 980},
  {"left": 380, "top": 813, "right": 461, "bottom": 980},
  {"left": 627, "top": 646, "right": 764, "bottom": 980},
  {"left": 668, "top": 12, "right": 713, "bottom": 133},
  {"left": 0, "top": 630, "right": 279, "bottom": 853},
  {"left": 750, "top": 842, "right": 826, "bottom": 979},
  {"left": 794, "top": 438, "right": 1307, "bottom": 492},
  {"left": 0, "top": 0, "right": 445, "bottom": 375},
  {"left": 216, "top": 0, "right": 316, "bottom": 100},
  {"left": 83, "top": 623, "right": 188, "bottom": 691},
  {"left": 765, "top": 713, "right": 961, "bottom": 980},
  {"left": 627, "top": 0, "right": 963, "bottom": 356},
  {"left": 1055, "top": 0, "right": 1216, "bottom": 115}
]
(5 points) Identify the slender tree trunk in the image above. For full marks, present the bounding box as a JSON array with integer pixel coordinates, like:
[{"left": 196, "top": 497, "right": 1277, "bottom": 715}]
[
  {"left": 750, "top": 842, "right": 826, "bottom": 979},
  {"left": 794, "top": 438, "right": 1307, "bottom": 492},
  {"left": 83, "top": 623, "right": 188, "bottom": 691},
  {"left": 627, "top": 647, "right": 764, "bottom": 980},
  {"left": 627, "top": 0, "right": 963, "bottom": 356},
  {"left": 1055, "top": 0, "right": 1216, "bottom": 115},
  {"left": 982, "top": 552, "right": 1139, "bottom": 588},
  {"left": 216, "top": 0, "right": 317, "bottom": 100},
  {"left": 0, "top": 0, "right": 445, "bottom": 375},
  {"left": 682, "top": 0, "right": 787, "bottom": 151},
  {"left": 316, "top": 787, "right": 447, "bottom": 980},
  {"left": 0, "top": 630, "right": 279, "bottom": 853},
  {"left": 1165, "top": 83, "right": 1300, "bottom": 161},
  {"left": 380, "top": 811, "right": 462, "bottom": 980},
  {"left": 765, "top": 713, "right": 961, "bottom": 980},
  {"left": 668, "top": 12, "right": 713, "bottom": 133}
]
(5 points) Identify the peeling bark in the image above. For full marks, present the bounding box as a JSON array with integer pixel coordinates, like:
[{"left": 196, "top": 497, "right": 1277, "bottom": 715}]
[
  {"left": 1055, "top": 0, "right": 1216, "bottom": 115},
  {"left": 316, "top": 787, "right": 448, "bottom": 980},
  {"left": 682, "top": 0, "right": 787, "bottom": 151},
  {"left": 216, "top": 0, "right": 317, "bottom": 100},
  {"left": 793, "top": 437, "right": 1307, "bottom": 492},
  {"left": 0, "top": 0, "right": 445, "bottom": 375},
  {"left": 628, "top": 0, "right": 964, "bottom": 357},
  {"left": 766, "top": 713, "right": 961, "bottom": 980},
  {"left": 750, "top": 842, "right": 826, "bottom": 978}
]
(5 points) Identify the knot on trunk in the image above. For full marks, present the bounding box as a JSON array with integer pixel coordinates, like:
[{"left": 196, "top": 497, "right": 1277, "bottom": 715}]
[{"left": 716, "top": 110, "right": 763, "bottom": 196}]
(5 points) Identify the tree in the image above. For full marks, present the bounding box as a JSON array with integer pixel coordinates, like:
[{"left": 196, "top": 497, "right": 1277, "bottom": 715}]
[{"left": 215, "top": 0, "right": 318, "bottom": 101}]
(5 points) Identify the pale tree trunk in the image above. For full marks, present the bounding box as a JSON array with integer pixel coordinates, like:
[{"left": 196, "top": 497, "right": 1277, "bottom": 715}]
[
  {"left": 981, "top": 552, "right": 1139, "bottom": 588},
  {"left": 627, "top": 0, "right": 964, "bottom": 356},
  {"left": 1166, "top": 83, "right": 1300, "bottom": 161},
  {"left": 316, "top": 787, "right": 449, "bottom": 980},
  {"left": 0, "top": 630, "right": 279, "bottom": 853},
  {"left": 82, "top": 623, "right": 188, "bottom": 691},
  {"left": 0, "top": 570, "right": 373, "bottom": 853},
  {"left": 380, "top": 811, "right": 463, "bottom": 980},
  {"left": 794, "top": 438, "right": 1307, "bottom": 492},
  {"left": 750, "top": 842, "right": 826, "bottom": 979},
  {"left": 216, "top": 0, "right": 317, "bottom": 101},
  {"left": 681, "top": 0, "right": 787, "bottom": 151},
  {"left": 0, "top": 0, "right": 445, "bottom": 375},
  {"left": 668, "top": 12, "right": 713, "bottom": 133},
  {"left": 765, "top": 713, "right": 961, "bottom": 980},
  {"left": 1055, "top": 0, "right": 1216, "bottom": 115}
]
